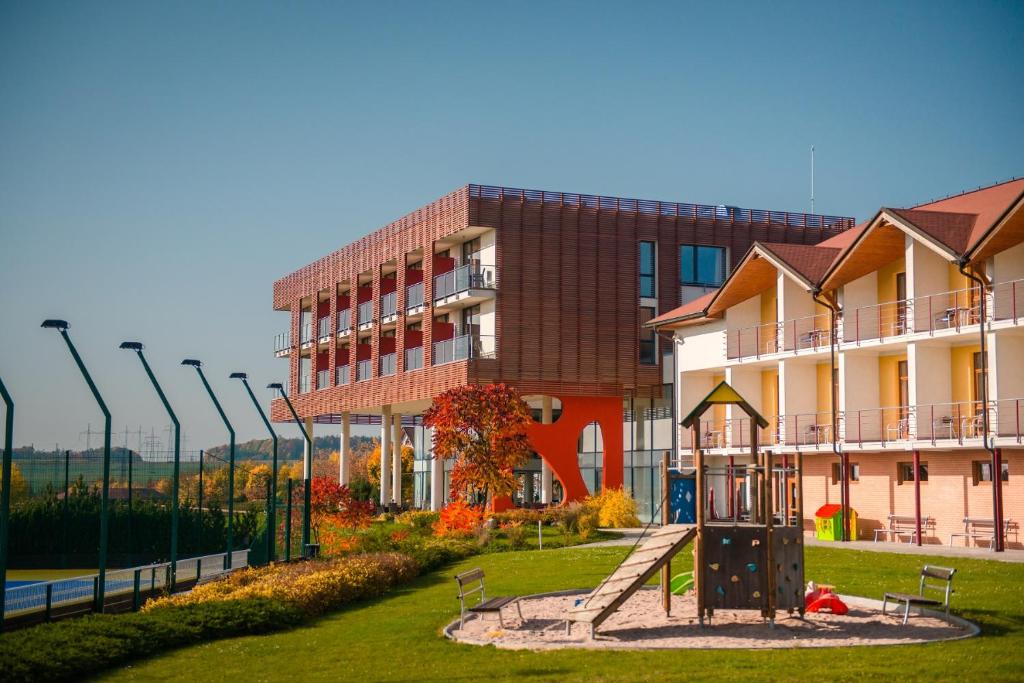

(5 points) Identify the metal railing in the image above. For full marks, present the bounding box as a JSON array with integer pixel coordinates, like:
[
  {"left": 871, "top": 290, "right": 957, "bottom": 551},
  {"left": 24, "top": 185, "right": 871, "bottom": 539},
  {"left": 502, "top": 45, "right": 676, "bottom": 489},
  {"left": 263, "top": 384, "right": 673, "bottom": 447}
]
[
  {"left": 405, "top": 346, "right": 423, "bottom": 371},
  {"left": 996, "top": 398, "right": 1024, "bottom": 441},
  {"left": 337, "top": 308, "right": 351, "bottom": 333},
  {"left": 356, "top": 359, "right": 372, "bottom": 381},
  {"left": 299, "top": 321, "right": 313, "bottom": 345},
  {"left": 381, "top": 292, "right": 397, "bottom": 318},
  {"left": 725, "top": 313, "right": 829, "bottom": 359},
  {"left": 432, "top": 334, "right": 496, "bottom": 365},
  {"left": 357, "top": 301, "right": 373, "bottom": 326},
  {"left": 780, "top": 412, "right": 836, "bottom": 446},
  {"left": 317, "top": 316, "right": 331, "bottom": 340},
  {"left": 274, "top": 331, "right": 291, "bottom": 353},
  {"left": 299, "top": 375, "right": 311, "bottom": 394},
  {"left": 379, "top": 352, "right": 396, "bottom": 376},
  {"left": 3, "top": 550, "right": 248, "bottom": 619},
  {"left": 316, "top": 369, "right": 330, "bottom": 390},
  {"left": 909, "top": 286, "right": 982, "bottom": 335},
  {"left": 406, "top": 282, "right": 424, "bottom": 309},
  {"left": 433, "top": 264, "right": 497, "bottom": 301},
  {"left": 992, "top": 278, "right": 1023, "bottom": 323},
  {"left": 335, "top": 365, "right": 350, "bottom": 385},
  {"left": 841, "top": 299, "right": 910, "bottom": 343}
]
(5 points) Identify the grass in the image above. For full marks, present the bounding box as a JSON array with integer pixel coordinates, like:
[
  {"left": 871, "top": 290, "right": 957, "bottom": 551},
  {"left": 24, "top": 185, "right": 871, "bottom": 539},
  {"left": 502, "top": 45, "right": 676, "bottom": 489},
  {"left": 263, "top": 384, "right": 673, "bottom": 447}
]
[{"left": 97, "top": 544, "right": 1024, "bottom": 682}]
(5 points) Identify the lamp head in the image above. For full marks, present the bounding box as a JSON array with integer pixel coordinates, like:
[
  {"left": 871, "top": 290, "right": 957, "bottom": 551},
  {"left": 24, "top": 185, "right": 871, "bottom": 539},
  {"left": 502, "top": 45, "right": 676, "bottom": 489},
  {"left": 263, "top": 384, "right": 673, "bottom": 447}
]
[
  {"left": 181, "top": 359, "right": 202, "bottom": 367},
  {"left": 41, "top": 319, "right": 69, "bottom": 331},
  {"left": 119, "top": 341, "right": 144, "bottom": 351},
  {"left": 229, "top": 372, "right": 248, "bottom": 380},
  {"left": 267, "top": 382, "right": 284, "bottom": 392}
]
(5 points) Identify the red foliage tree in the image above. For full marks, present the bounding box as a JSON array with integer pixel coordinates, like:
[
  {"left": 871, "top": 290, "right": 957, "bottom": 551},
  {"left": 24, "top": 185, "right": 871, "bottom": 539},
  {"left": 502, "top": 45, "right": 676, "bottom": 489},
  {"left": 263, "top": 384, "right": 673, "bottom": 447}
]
[
  {"left": 423, "top": 383, "right": 532, "bottom": 505},
  {"left": 308, "top": 476, "right": 374, "bottom": 543}
]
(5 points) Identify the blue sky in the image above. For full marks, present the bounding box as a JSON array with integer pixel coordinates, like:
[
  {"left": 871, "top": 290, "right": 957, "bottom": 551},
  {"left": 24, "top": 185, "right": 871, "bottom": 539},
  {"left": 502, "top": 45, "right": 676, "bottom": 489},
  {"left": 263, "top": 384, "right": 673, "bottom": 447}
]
[{"left": 1, "top": 1, "right": 1022, "bottom": 452}]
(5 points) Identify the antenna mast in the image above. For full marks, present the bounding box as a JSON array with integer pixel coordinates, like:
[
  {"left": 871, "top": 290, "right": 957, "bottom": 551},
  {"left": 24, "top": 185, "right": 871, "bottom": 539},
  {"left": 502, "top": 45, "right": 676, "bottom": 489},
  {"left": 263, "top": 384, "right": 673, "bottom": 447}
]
[{"left": 810, "top": 145, "right": 815, "bottom": 214}]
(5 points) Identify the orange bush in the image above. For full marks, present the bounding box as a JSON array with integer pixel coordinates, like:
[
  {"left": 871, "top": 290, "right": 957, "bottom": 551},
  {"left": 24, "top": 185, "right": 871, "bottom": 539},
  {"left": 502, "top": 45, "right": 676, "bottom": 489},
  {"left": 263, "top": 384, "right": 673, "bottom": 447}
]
[{"left": 433, "top": 500, "right": 483, "bottom": 537}]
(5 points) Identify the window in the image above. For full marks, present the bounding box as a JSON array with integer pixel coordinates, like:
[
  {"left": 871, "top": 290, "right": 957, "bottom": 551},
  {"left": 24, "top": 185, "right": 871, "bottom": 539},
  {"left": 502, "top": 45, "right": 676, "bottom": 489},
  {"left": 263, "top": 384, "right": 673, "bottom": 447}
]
[
  {"left": 639, "top": 306, "right": 657, "bottom": 365},
  {"left": 680, "top": 245, "right": 726, "bottom": 287},
  {"left": 831, "top": 462, "right": 860, "bottom": 484},
  {"left": 639, "top": 241, "right": 656, "bottom": 298},
  {"left": 973, "top": 460, "right": 1009, "bottom": 485},
  {"left": 897, "top": 461, "right": 928, "bottom": 484}
]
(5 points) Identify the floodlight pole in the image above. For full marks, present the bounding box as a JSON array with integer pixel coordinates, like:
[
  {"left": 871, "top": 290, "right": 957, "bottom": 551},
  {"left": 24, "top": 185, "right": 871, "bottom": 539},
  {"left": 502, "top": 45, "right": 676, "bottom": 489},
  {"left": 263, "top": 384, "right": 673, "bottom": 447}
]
[
  {"left": 270, "top": 384, "right": 311, "bottom": 551},
  {"left": 122, "top": 343, "right": 180, "bottom": 585},
  {"left": 232, "top": 373, "right": 277, "bottom": 562},
  {"left": 184, "top": 360, "right": 235, "bottom": 568},
  {"left": 43, "top": 321, "right": 112, "bottom": 611},
  {"left": 0, "top": 375, "right": 14, "bottom": 627}
]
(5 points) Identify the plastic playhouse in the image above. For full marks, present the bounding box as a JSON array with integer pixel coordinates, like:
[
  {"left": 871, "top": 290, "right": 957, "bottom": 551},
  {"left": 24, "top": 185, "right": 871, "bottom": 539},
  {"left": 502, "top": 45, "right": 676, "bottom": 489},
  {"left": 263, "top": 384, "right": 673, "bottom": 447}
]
[{"left": 815, "top": 504, "right": 857, "bottom": 541}]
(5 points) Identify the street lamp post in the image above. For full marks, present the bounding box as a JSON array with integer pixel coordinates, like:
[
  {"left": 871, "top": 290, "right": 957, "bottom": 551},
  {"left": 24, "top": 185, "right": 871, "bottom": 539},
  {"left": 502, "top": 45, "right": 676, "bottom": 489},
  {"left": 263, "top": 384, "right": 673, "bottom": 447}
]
[
  {"left": 231, "top": 372, "right": 277, "bottom": 562},
  {"left": 183, "top": 359, "right": 236, "bottom": 569},
  {"left": 42, "top": 319, "right": 112, "bottom": 611},
  {"left": 0, "top": 374, "right": 14, "bottom": 627},
  {"left": 121, "top": 342, "right": 180, "bottom": 585},
  {"left": 268, "top": 383, "right": 311, "bottom": 553}
]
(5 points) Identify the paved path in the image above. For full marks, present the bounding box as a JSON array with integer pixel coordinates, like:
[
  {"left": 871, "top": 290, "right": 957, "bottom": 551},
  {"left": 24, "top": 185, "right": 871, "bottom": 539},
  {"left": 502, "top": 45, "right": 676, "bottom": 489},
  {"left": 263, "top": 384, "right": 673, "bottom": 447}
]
[{"left": 583, "top": 528, "right": 1024, "bottom": 563}]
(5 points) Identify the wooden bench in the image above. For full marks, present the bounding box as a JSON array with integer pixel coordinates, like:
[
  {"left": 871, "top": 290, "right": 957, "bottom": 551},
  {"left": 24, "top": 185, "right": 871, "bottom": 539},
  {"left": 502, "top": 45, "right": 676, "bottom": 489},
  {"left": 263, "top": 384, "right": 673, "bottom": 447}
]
[
  {"left": 883, "top": 565, "right": 955, "bottom": 625},
  {"left": 949, "top": 517, "right": 1013, "bottom": 550},
  {"left": 454, "top": 568, "right": 523, "bottom": 629},
  {"left": 873, "top": 514, "right": 932, "bottom": 544}
]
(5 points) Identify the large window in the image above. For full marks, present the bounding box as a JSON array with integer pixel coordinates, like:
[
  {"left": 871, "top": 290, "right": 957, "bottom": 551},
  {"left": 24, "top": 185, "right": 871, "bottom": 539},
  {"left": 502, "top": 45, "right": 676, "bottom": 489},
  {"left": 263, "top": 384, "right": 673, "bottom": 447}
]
[
  {"left": 639, "top": 306, "right": 657, "bottom": 365},
  {"left": 639, "top": 241, "right": 656, "bottom": 298},
  {"left": 680, "top": 245, "right": 726, "bottom": 286}
]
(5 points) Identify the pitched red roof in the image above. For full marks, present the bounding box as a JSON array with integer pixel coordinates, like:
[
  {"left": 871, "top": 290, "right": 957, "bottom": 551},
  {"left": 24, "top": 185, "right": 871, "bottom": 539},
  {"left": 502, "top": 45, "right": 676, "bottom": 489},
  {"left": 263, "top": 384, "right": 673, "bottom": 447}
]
[
  {"left": 818, "top": 221, "right": 868, "bottom": 251},
  {"left": 649, "top": 291, "right": 716, "bottom": 327},
  {"left": 913, "top": 177, "right": 1024, "bottom": 251},
  {"left": 756, "top": 243, "right": 842, "bottom": 285},
  {"left": 885, "top": 208, "right": 976, "bottom": 253}
]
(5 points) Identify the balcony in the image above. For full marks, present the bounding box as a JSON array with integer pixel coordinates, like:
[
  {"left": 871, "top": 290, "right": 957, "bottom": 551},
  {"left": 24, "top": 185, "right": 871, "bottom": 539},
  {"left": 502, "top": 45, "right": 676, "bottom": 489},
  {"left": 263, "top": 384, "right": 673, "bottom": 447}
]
[
  {"left": 356, "top": 359, "right": 372, "bottom": 381},
  {"left": 992, "top": 278, "right": 1024, "bottom": 324},
  {"left": 380, "top": 292, "right": 398, "bottom": 326},
  {"left": 337, "top": 309, "right": 352, "bottom": 336},
  {"left": 335, "top": 365, "right": 350, "bottom": 386},
  {"left": 379, "top": 352, "right": 397, "bottom": 376},
  {"left": 404, "top": 346, "right": 423, "bottom": 371},
  {"left": 432, "top": 265, "right": 497, "bottom": 308},
  {"left": 843, "top": 285, "right": 983, "bottom": 345},
  {"left": 317, "top": 317, "right": 331, "bottom": 343},
  {"left": 406, "top": 282, "right": 424, "bottom": 311},
  {"left": 357, "top": 301, "right": 374, "bottom": 330},
  {"left": 726, "top": 313, "right": 830, "bottom": 360},
  {"left": 299, "top": 375, "right": 311, "bottom": 394},
  {"left": 316, "top": 369, "right": 330, "bottom": 390},
  {"left": 274, "top": 331, "right": 291, "bottom": 358},
  {"left": 432, "top": 334, "right": 495, "bottom": 365},
  {"left": 299, "top": 321, "right": 313, "bottom": 347}
]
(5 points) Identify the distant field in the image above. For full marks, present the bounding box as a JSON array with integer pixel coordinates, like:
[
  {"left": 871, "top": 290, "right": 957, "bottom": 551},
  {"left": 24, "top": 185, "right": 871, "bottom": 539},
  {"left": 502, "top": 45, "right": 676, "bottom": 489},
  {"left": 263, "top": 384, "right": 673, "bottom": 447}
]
[{"left": 6, "top": 568, "right": 96, "bottom": 582}]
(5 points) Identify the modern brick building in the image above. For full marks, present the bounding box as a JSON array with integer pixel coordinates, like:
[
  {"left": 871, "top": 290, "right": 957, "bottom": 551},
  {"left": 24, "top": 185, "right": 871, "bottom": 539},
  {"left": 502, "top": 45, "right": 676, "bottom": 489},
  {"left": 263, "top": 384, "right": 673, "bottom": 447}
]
[
  {"left": 653, "top": 178, "right": 1024, "bottom": 549},
  {"left": 271, "top": 184, "right": 853, "bottom": 512}
]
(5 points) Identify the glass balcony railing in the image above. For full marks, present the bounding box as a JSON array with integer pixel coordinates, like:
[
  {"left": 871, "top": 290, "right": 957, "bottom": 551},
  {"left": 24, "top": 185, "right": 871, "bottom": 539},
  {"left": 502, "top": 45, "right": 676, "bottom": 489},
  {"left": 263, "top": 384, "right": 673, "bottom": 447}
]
[
  {"left": 335, "top": 365, "right": 350, "bottom": 386},
  {"left": 356, "top": 359, "right": 372, "bottom": 381},
  {"left": 381, "top": 292, "right": 397, "bottom": 318},
  {"left": 299, "top": 375, "right": 311, "bottom": 394},
  {"left": 299, "top": 321, "right": 313, "bottom": 345},
  {"left": 317, "top": 317, "right": 331, "bottom": 340},
  {"left": 406, "top": 282, "right": 424, "bottom": 309},
  {"left": 404, "top": 346, "right": 423, "bottom": 371},
  {"left": 379, "top": 352, "right": 396, "bottom": 376},
  {"left": 433, "top": 265, "right": 496, "bottom": 301},
  {"left": 337, "top": 308, "right": 352, "bottom": 333},
  {"left": 316, "top": 369, "right": 330, "bottom": 390},
  {"left": 432, "top": 334, "right": 496, "bottom": 366},
  {"left": 358, "top": 301, "right": 373, "bottom": 326},
  {"left": 274, "top": 331, "right": 291, "bottom": 353}
]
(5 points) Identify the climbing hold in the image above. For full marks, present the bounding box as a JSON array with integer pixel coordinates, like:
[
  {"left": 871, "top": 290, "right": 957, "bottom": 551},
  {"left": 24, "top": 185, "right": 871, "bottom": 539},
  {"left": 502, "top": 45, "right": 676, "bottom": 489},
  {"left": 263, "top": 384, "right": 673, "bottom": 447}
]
[
  {"left": 751, "top": 538, "right": 760, "bottom": 546},
  {"left": 722, "top": 537, "right": 732, "bottom": 545},
  {"left": 792, "top": 563, "right": 799, "bottom": 571},
  {"left": 746, "top": 563, "right": 758, "bottom": 572},
  {"left": 709, "top": 562, "right": 720, "bottom": 571},
  {"left": 715, "top": 585, "right": 726, "bottom": 596},
  {"left": 730, "top": 575, "right": 740, "bottom": 583},
  {"left": 783, "top": 538, "right": 789, "bottom": 545},
  {"left": 753, "top": 591, "right": 761, "bottom": 598}
]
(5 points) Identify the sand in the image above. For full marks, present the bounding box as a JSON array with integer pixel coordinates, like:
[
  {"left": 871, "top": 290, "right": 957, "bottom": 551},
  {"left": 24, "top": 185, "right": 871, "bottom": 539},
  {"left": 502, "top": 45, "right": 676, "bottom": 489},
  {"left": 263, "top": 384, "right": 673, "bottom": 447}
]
[{"left": 447, "top": 588, "right": 975, "bottom": 650}]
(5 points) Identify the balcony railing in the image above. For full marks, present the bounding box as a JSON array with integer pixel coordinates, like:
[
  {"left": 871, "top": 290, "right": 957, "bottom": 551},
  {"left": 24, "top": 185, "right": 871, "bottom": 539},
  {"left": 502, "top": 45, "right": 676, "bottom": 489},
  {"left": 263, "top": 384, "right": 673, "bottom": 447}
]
[
  {"left": 299, "top": 321, "right": 313, "bottom": 345},
  {"left": 274, "top": 331, "right": 291, "bottom": 354},
  {"left": 299, "top": 375, "right": 311, "bottom": 394},
  {"left": 317, "top": 316, "right": 331, "bottom": 340},
  {"left": 406, "top": 282, "right": 424, "bottom": 309},
  {"left": 992, "top": 278, "right": 1024, "bottom": 323},
  {"left": 337, "top": 309, "right": 351, "bottom": 333},
  {"left": 335, "top": 365, "right": 350, "bottom": 386},
  {"left": 316, "top": 369, "right": 330, "bottom": 390},
  {"left": 433, "top": 264, "right": 496, "bottom": 301},
  {"left": 405, "top": 346, "right": 423, "bottom": 371},
  {"left": 356, "top": 359, "right": 372, "bottom": 381},
  {"left": 379, "top": 352, "right": 396, "bottom": 376},
  {"left": 357, "top": 301, "right": 373, "bottom": 326},
  {"left": 381, "top": 292, "right": 397, "bottom": 318},
  {"left": 432, "top": 334, "right": 496, "bottom": 365},
  {"left": 726, "top": 313, "right": 829, "bottom": 359}
]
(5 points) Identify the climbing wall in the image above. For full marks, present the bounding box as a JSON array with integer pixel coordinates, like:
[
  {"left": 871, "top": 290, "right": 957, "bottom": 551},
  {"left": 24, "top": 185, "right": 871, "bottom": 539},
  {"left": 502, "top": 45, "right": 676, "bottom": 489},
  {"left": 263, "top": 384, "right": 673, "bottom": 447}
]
[
  {"left": 701, "top": 526, "right": 768, "bottom": 612},
  {"left": 772, "top": 526, "right": 805, "bottom": 612}
]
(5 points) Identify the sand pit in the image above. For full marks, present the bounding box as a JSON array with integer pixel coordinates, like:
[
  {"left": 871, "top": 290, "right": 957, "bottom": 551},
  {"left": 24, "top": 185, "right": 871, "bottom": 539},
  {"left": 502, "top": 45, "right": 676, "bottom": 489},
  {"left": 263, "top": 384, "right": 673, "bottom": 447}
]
[{"left": 446, "top": 588, "right": 977, "bottom": 650}]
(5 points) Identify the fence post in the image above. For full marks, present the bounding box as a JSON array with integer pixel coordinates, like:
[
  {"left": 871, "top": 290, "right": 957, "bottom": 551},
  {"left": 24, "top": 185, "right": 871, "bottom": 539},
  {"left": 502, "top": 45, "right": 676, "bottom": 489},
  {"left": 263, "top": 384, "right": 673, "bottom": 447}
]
[
  {"left": 45, "top": 584, "right": 53, "bottom": 622},
  {"left": 92, "top": 576, "right": 100, "bottom": 612},
  {"left": 197, "top": 449, "right": 204, "bottom": 553},
  {"left": 197, "top": 557, "right": 202, "bottom": 583},
  {"left": 266, "top": 476, "right": 273, "bottom": 565},
  {"left": 132, "top": 569, "right": 141, "bottom": 611},
  {"left": 62, "top": 449, "right": 69, "bottom": 569},
  {"left": 128, "top": 448, "right": 133, "bottom": 562},
  {"left": 285, "top": 478, "right": 293, "bottom": 562}
]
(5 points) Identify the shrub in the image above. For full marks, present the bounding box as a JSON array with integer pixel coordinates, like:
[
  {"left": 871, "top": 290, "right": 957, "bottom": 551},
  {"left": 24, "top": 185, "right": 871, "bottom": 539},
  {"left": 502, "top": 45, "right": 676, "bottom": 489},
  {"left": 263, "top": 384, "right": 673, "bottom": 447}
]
[
  {"left": 555, "top": 501, "right": 599, "bottom": 539},
  {"left": 433, "top": 500, "right": 483, "bottom": 537},
  {"left": 395, "top": 509, "right": 440, "bottom": 532},
  {"left": 586, "top": 487, "right": 641, "bottom": 528},
  {"left": 501, "top": 520, "right": 528, "bottom": 549}
]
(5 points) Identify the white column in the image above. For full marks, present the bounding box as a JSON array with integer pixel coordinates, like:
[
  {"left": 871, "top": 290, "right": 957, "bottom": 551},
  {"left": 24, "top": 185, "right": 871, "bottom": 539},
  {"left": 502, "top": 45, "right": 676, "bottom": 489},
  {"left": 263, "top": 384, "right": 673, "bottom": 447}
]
[
  {"left": 302, "top": 417, "right": 314, "bottom": 480},
  {"left": 339, "top": 412, "right": 350, "bottom": 485},
  {"left": 392, "top": 412, "right": 402, "bottom": 506},
  {"left": 540, "top": 396, "right": 554, "bottom": 505},
  {"left": 429, "top": 427, "right": 444, "bottom": 511},
  {"left": 380, "top": 406, "right": 392, "bottom": 507}
]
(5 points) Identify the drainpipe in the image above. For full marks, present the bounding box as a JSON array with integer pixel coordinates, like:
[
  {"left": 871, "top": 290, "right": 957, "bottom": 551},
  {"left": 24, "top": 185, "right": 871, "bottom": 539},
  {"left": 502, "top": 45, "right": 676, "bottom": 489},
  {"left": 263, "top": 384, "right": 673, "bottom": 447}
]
[
  {"left": 958, "top": 259, "right": 1003, "bottom": 551},
  {"left": 813, "top": 288, "right": 849, "bottom": 542}
]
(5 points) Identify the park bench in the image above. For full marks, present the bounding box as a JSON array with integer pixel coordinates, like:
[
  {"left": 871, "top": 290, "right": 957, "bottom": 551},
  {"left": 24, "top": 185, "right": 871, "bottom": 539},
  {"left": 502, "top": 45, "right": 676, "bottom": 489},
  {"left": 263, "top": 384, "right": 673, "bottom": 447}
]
[
  {"left": 454, "top": 568, "right": 523, "bottom": 629},
  {"left": 882, "top": 565, "right": 955, "bottom": 625},
  {"left": 873, "top": 514, "right": 932, "bottom": 544},
  {"left": 949, "top": 517, "right": 1014, "bottom": 550}
]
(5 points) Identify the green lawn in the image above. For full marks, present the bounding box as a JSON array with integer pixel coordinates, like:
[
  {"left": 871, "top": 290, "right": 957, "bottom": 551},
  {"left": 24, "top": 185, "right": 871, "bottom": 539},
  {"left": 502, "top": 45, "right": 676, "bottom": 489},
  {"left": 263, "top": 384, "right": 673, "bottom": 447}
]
[{"left": 100, "top": 545, "right": 1024, "bottom": 682}]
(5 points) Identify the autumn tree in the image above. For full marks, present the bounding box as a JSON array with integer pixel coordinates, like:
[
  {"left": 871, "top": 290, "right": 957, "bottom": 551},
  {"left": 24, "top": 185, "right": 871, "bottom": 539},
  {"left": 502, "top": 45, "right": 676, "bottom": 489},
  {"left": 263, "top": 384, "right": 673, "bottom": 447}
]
[
  {"left": 367, "top": 443, "right": 415, "bottom": 502},
  {"left": 423, "top": 383, "right": 532, "bottom": 506}
]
